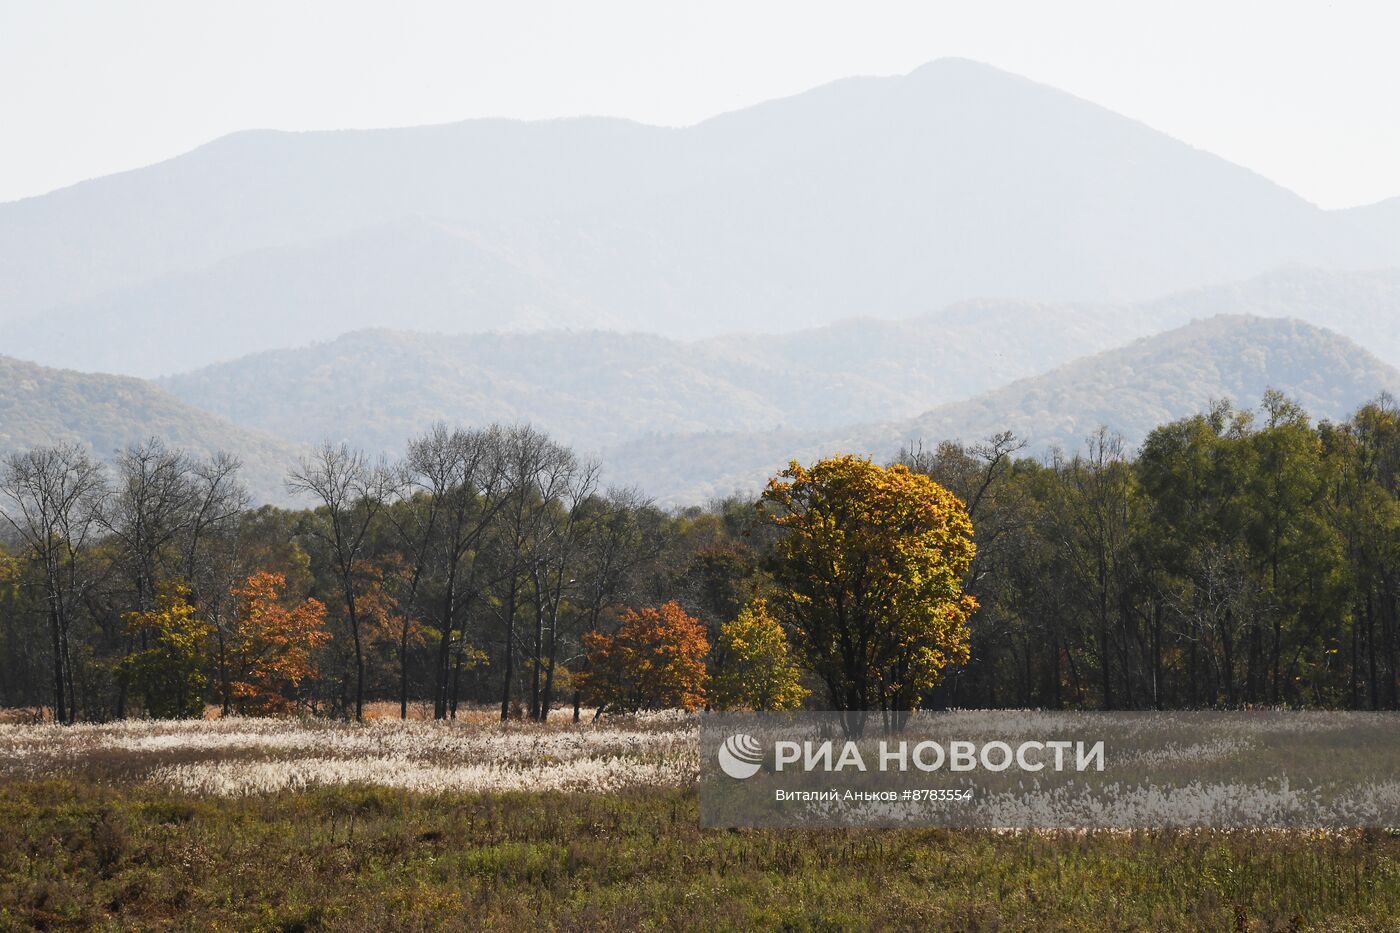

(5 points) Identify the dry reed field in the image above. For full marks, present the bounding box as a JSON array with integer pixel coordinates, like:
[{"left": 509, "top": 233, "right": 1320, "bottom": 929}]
[
  {"left": 3, "top": 713, "right": 1400, "bottom": 930},
  {"left": 0, "top": 710, "right": 696, "bottom": 796}
]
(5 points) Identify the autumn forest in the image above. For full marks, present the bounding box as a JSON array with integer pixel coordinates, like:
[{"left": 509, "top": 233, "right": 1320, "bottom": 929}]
[{"left": 2, "top": 389, "right": 1399, "bottom": 723}]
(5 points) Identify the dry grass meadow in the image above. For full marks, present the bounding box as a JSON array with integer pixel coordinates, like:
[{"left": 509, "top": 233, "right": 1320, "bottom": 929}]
[{"left": 3, "top": 711, "right": 1400, "bottom": 930}]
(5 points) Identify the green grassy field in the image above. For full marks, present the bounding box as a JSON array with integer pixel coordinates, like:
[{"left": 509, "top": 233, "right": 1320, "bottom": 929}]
[{"left": 3, "top": 778, "right": 1400, "bottom": 931}]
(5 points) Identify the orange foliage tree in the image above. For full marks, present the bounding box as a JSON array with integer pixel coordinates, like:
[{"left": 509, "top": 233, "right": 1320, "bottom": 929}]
[
  {"left": 353, "top": 557, "right": 424, "bottom": 720},
  {"left": 225, "top": 571, "right": 330, "bottom": 715},
  {"left": 577, "top": 601, "right": 709, "bottom": 713}
]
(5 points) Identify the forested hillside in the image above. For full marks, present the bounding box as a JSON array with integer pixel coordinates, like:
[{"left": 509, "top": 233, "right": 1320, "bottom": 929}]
[
  {"left": 5, "top": 58, "right": 1397, "bottom": 375},
  {"left": 603, "top": 316, "right": 1400, "bottom": 503},
  {"left": 159, "top": 328, "right": 922, "bottom": 452},
  {"left": 6, "top": 313, "right": 1396, "bottom": 509},
  {"left": 153, "top": 268, "right": 1400, "bottom": 458},
  {"left": 0, "top": 355, "right": 302, "bottom": 502},
  {"left": 893, "top": 314, "right": 1400, "bottom": 454}
]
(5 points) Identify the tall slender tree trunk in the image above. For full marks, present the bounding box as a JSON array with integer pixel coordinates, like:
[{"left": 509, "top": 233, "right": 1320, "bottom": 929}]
[
  {"left": 345, "top": 582, "right": 364, "bottom": 722},
  {"left": 399, "top": 618, "right": 410, "bottom": 719},
  {"left": 353, "top": 638, "right": 365, "bottom": 721},
  {"left": 528, "top": 581, "right": 543, "bottom": 721},
  {"left": 1368, "top": 594, "right": 1378, "bottom": 710},
  {"left": 433, "top": 627, "right": 451, "bottom": 719},
  {"left": 1098, "top": 617, "right": 1113, "bottom": 710},
  {"left": 48, "top": 599, "right": 67, "bottom": 725},
  {"left": 1188, "top": 640, "right": 1198, "bottom": 709},
  {"left": 541, "top": 606, "right": 560, "bottom": 722},
  {"left": 499, "top": 577, "right": 518, "bottom": 721},
  {"left": 215, "top": 621, "right": 231, "bottom": 716},
  {"left": 1383, "top": 578, "right": 1398, "bottom": 708},
  {"left": 1350, "top": 599, "right": 1360, "bottom": 709},
  {"left": 450, "top": 640, "right": 467, "bottom": 718},
  {"left": 60, "top": 623, "right": 76, "bottom": 723},
  {"left": 433, "top": 574, "right": 459, "bottom": 719}
]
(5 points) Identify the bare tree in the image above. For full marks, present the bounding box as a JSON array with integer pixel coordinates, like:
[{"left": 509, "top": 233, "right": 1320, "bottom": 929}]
[
  {"left": 532, "top": 459, "right": 600, "bottom": 721},
  {"left": 100, "top": 439, "right": 239, "bottom": 716},
  {"left": 395, "top": 423, "right": 511, "bottom": 720},
  {"left": 288, "top": 443, "right": 392, "bottom": 721},
  {"left": 898, "top": 431, "right": 1029, "bottom": 582},
  {"left": 492, "top": 426, "right": 574, "bottom": 722},
  {"left": 564, "top": 487, "right": 655, "bottom": 721},
  {"left": 181, "top": 452, "right": 249, "bottom": 591},
  {"left": 184, "top": 454, "right": 250, "bottom": 716},
  {"left": 0, "top": 445, "right": 107, "bottom": 724},
  {"left": 102, "top": 440, "right": 202, "bottom": 616}
]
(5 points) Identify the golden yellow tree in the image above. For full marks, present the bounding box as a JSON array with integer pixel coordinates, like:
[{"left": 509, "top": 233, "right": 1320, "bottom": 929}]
[
  {"left": 759, "top": 455, "right": 976, "bottom": 712},
  {"left": 121, "top": 582, "right": 211, "bottom": 719},
  {"left": 711, "top": 598, "right": 809, "bottom": 711}
]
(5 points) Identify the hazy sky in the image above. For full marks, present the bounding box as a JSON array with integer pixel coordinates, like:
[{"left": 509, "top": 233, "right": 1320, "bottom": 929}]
[{"left": 2, "top": 1, "right": 1398, "bottom": 209}]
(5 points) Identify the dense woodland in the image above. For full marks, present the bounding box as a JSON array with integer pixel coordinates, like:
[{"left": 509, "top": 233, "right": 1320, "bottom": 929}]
[{"left": 3, "top": 390, "right": 1400, "bottom": 720}]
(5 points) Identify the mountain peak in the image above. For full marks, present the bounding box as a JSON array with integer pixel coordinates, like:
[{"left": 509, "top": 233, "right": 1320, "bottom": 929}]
[
  {"left": 906, "top": 56, "right": 1023, "bottom": 80},
  {"left": 3, "top": 60, "right": 1397, "bottom": 371}
]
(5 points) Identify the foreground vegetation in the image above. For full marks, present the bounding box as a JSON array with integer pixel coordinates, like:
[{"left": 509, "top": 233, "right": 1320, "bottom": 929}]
[
  {"left": 4, "top": 778, "right": 1400, "bottom": 931},
  {"left": 0, "top": 715, "right": 1398, "bottom": 930},
  {"left": 0, "top": 714, "right": 695, "bottom": 796}
]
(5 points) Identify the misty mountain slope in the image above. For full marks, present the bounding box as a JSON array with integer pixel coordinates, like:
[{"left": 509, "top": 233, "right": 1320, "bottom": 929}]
[
  {"left": 155, "top": 266, "right": 1400, "bottom": 456},
  {"left": 0, "top": 356, "right": 305, "bottom": 503},
  {"left": 702, "top": 265, "right": 1400, "bottom": 395},
  {"left": 157, "top": 329, "right": 920, "bottom": 454},
  {"left": 1128, "top": 265, "right": 1400, "bottom": 366},
  {"left": 4, "top": 58, "right": 1398, "bottom": 374},
  {"left": 7, "top": 314, "right": 1395, "bottom": 509},
  {"left": 1342, "top": 196, "right": 1400, "bottom": 246},
  {"left": 645, "top": 58, "right": 1391, "bottom": 325},
  {"left": 9, "top": 217, "right": 625, "bottom": 377},
  {"left": 0, "top": 116, "right": 673, "bottom": 317},
  {"left": 886, "top": 315, "right": 1399, "bottom": 452},
  {"left": 601, "top": 316, "right": 1400, "bottom": 504}
]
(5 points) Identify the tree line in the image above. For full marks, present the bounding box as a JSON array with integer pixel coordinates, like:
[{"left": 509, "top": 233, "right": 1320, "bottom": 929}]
[
  {"left": 3, "top": 391, "right": 1400, "bottom": 719},
  {"left": 914, "top": 391, "right": 1400, "bottom": 710},
  {"left": 0, "top": 424, "right": 783, "bottom": 722}
]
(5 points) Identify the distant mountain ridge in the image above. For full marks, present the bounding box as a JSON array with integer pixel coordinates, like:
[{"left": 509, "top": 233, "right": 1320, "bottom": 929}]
[
  {"left": 154, "top": 267, "right": 1400, "bottom": 458},
  {"left": 3, "top": 313, "right": 1394, "bottom": 508},
  {"left": 0, "top": 356, "right": 304, "bottom": 503},
  {"left": 4, "top": 58, "right": 1398, "bottom": 375},
  {"left": 598, "top": 316, "right": 1400, "bottom": 504}
]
